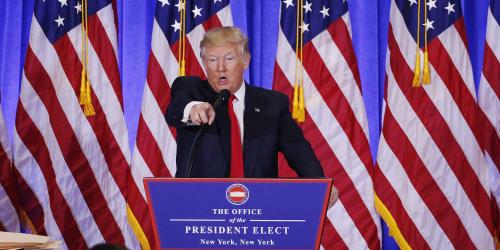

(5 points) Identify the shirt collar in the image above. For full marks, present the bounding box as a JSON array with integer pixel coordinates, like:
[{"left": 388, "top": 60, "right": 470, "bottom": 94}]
[{"left": 233, "top": 81, "right": 246, "bottom": 105}]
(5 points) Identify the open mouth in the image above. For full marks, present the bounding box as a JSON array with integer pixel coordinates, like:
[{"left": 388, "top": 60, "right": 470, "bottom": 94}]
[{"left": 219, "top": 76, "right": 227, "bottom": 83}]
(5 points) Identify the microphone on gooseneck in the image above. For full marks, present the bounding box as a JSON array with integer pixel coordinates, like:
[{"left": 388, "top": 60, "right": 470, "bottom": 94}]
[{"left": 184, "top": 89, "right": 231, "bottom": 178}]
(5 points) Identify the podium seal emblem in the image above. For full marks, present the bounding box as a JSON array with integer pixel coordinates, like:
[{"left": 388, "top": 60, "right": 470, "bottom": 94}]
[{"left": 226, "top": 184, "right": 249, "bottom": 205}]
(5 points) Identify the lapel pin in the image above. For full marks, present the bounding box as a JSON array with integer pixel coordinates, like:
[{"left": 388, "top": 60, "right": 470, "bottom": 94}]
[{"left": 254, "top": 108, "right": 260, "bottom": 112}]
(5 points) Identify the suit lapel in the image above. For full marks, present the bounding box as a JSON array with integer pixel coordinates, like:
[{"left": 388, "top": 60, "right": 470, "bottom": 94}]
[{"left": 243, "top": 85, "right": 263, "bottom": 177}]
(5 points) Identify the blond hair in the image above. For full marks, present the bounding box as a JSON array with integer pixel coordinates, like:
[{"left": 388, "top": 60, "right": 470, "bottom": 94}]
[{"left": 200, "top": 26, "right": 249, "bottom": 57}]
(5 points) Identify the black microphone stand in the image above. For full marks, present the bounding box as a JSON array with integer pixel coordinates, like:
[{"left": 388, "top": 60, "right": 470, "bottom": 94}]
[{"left": 184, "top": 89, "right": 230, "bottom": 178}]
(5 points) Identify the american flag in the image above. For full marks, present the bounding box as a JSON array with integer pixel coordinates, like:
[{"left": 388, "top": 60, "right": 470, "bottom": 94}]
[
  {"left": 0, "top": 102, "right": 20, "bottom": 232},
  {"left": 13, "top": 0, "right": 139, "bottom": 249},
  {"left": 272, "top": 0, "right": 381, "bottom": 249},
  {"left": 129, "top": 0, "right": 233, "bottom": 248},
  {"left": 479, "top": 0, "right": 500, "bottom": 238},
  {"left": 374, "top": 0, "right": 496, "bottom": 248}
]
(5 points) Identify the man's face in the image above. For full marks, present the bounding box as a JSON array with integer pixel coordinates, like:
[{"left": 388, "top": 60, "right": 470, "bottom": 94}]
[{"left": 202, "top": 44, "right": 250, "bottom": 94}]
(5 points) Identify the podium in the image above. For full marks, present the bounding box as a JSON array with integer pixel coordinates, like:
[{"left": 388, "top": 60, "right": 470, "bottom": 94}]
[{"left": 144, "top": 178, "right": 332, "bottom": 250}]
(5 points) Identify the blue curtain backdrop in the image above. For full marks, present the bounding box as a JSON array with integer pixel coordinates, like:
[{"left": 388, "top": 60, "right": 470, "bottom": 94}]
[{"left": 0, "top": 0, "right": 490, "bottom": 249}]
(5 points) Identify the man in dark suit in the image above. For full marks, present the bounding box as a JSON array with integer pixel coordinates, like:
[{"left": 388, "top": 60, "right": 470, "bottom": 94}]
[{"left": 166, "top": 26, "right": 337, "bottom": 206}]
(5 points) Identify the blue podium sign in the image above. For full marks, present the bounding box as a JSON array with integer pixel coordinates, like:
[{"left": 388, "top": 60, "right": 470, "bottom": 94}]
[{"left": 144, "top": 178, "right": 332, "bottom": 250}]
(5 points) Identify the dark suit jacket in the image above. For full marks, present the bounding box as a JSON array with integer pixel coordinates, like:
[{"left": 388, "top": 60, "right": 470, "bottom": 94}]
[{"left": 166, "top": 76, "right": 324, "bottom": 178}]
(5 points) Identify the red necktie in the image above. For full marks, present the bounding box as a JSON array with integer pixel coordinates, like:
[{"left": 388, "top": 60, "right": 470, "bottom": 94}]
[{"left": 228, "top": 95, "right": 244, "bottom": 177}]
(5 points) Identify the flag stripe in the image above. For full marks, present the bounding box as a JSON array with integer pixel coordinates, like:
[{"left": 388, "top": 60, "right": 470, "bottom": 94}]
[
  {"left": 274, "top": 3, "right": 380, "bottom": 248},
  {"left": 16, "top": 2, "right": 138, "bottom": 248},
  {"left": 66, "top": 14, "right": 132, "bottom": 165},
  {"left": 13, "top": 166, "right": 46, "bottom": 235},
  {"left": 60, "top": 32, "right": 132, "bottom": 202},
  {"left": 150, "top": 20, "right": 179, "bottom": 86},
  {"left": 20, "top": 63, "right": 107, "bottom": 246},
  {"left": 14, "top": 129, "right": 67, "bottom": 248},
  {"left": 376, "top": 1, "right": 496, "bottom": 247},
  {"left": 390, "top": 5, "right": 493, "bottom": 191},
  {"left": 273, "top": 64, "right": 379, "bottom": 249},
  {"left": 88, "top": 12, "right": 123, "bottom": 107},
  {"left": 24, "top": 45, "right": 125, "bottom": 244},
  {"left": 320, "top": 214, "right": 348, "bottom": 250},
  {"left": 303, "top": 40, "right": 372, "bottom": 173},
  {"left": 388, "top": 26, "right": 494, "bottom": 238},
  {"left": 374, "top": 162, "right": 430, "bottom": 249},
  {"left": 381, "top": 100, "right": 474, "bottom": 248},
  {"left": 183, "top": 38, "right": 207, "bottom": 77},
  {"left": 326, "top": 19, "right": 362, "bottom": 90},
  {"left": 316, "top": 22, "right": 369, "bottom": 138},
  {"left": 141, "top": 86, "right": 178, "bottom": 174},
  {"left": 299, "top": 43, "right": 379, "bottom": 244},
  {"left": 146, "top": 54, "right": 172, "bottom": 113},
  {"left": 15, "top": 103, "right": 86, "bottom": 248},
  {"left": 201, "top": 11, "right": 224, "bottom": 31},
  {"left": 96, "top": 6, "right": 120, "bottom": 65},
  {"left": 482, "top": 44, "right": 500, "bottom": 97},
  {"left": 0, "top": 110, "right": 20, "bottom": 232},
  {"left": 136, "top": 115, "right": 173, "bottom": 177}
]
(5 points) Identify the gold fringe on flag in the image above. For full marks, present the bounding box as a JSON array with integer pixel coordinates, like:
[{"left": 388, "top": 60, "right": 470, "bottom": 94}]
[
  {"left": 292, "top": 0, "right": 305, "bottom": 122},
  {"left": 178, "top": 0, "right": 186, "bottom": 76},
  {"left": 413, "top": 0, "right": 431, "bottom": 87},
  {"left": 126, "top": 206, "right": 151, "bottom": 250},
  {"left": 79, "top": 0, "right": 95, "bottom": 116},
  {"left": 412, "top": 0, "right": 422, "bottom": 87},
  {"left": 422, "top": 0, "right": 431, "bottom": 85}
]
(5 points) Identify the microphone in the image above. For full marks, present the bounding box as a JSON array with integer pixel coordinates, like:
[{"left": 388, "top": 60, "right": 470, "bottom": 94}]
[{"left": 184, "top": 89, "right": 230, "bottom": 177}]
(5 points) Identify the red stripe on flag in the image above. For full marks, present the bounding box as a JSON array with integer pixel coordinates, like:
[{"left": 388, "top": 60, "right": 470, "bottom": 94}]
[
  {"left": 88, "top": 15, "right": 124, "bottom": 107},
  {"left": 24, "top": 46, "right": 125, "bottom": 244},
  {"left": 14, "top": 166, "right": 47, "bottom": 235},
  {"left": 321, "top": 217, "right": 349, "bottom": 250},
  {"left": 482, "top": 44, "right": 500, "bottom": 98},
  {"left": 126, "top": 174, "right": 156, "bottom": 249},
  {"left": 146, "top": 53, "right": 172, "bottom": 112},
  {"left": 201, "top": 12, "right": 223, "bottom": 30},
  {"left": 326, "top": 18, "right": 362, "bottom": 90},
  {"left": 302, "top": 42, "right": 374, "bottom": 174},
  {"left": 388, "top": 26, "right": 494, "bottom": 237},
  {"left": 274, "top": 65, "right": 380, "bottom": 249},
  {"left": 53, "top": 34, "right": 131, "bottom": 202},
  {"left": 184, "top": 41, "right": 206, "bottom": 78},
  {"left": 169, "top": 40, "right": 206, "bottom": 80},
  {"left": 0, "top": 148, "right": 19, "bottom": 216},
  {"left": 111, "top": 0, "right": 118, "bottom": 36},
  {"left": 16, "top": 104, "right": 86, "bottom": 248},
  {"left": 135, "top": 115, "right": 172, "bottom": 177},
  {"left": 453, "top": 18, "right": 469, "bottom": 51},
  {"left": 374, "top": 164, "right": 430, "bottom": 249},
  {"left": 382, "top": 106, "right": 475, "bottom": 249}
]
